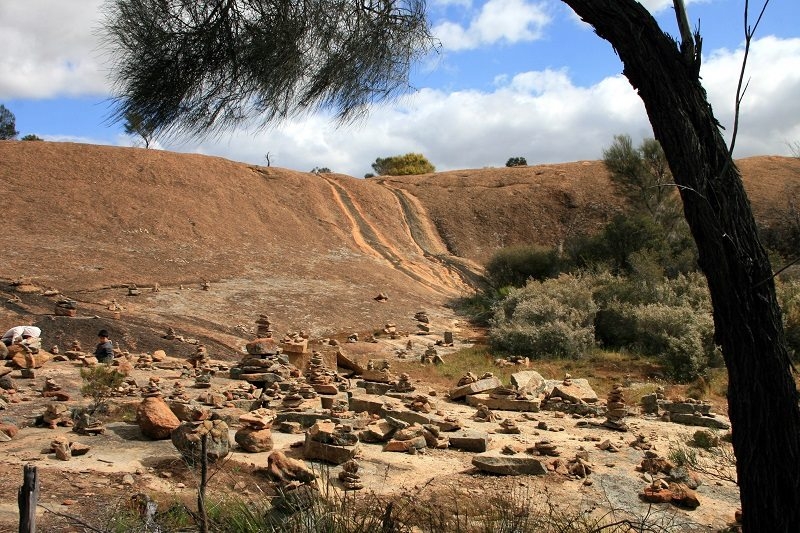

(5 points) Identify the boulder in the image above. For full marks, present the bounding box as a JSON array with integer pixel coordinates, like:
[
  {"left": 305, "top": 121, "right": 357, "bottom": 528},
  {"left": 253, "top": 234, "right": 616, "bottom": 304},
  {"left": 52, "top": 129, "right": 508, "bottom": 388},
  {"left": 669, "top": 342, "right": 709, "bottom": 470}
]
[
  {"left": 448, "top": 430, "right": 490, "bottom": 452},
  {"left": 547, "top": 379, "right": 598, "bottom": 403},
  {"left": 266, "top": 450, "right": 316, "bottom": 484},
  {"left": 171, "top": 420, "right": 231, "bottom": 464},
  {"left": 472, "top": 451, "right": 548, "bottom": 475},
  {"left": 10, "top": 350, "right": 49, "bottom": 369},
  {"left": 235, "top": 427, "right": 274, "bottom": 453},
  {"left": 137, "top": 397, "right": 180, "bottom": 440},
  {"left": 510, "top": 371, "right": 546, "bottom": 396},
  {"left": 449, "top": 376, "right": 503, "bottom": 401},
  {"left": 303, "top": 433, "right": 359, "bottom": 464}
]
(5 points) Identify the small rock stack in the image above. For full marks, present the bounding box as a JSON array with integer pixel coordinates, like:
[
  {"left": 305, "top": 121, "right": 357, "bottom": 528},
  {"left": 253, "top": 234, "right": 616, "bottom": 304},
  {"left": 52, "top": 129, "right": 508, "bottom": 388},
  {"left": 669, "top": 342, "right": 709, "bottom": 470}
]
[
  {"left": 473, "top": 403, "right": 497, "bottom": 422},
  {"left": 255, "top": 315, "right": 274, "bottom": 338},
  {"left": 305, "top": 351, "right": 338, "bottom": 395},
  {"left": 54, "top": 299, "right": 77, "bottom": 317},
  {"left": 188, "top": 344, "right": 210, "bottom": 369},
  {"left": 338, "top": 459, "right": 364, "bottom": 490},
  {"left": 532, "top": 439, "right": 560, "bottom": 457},
  {"left": 603, "top": 384, "right": 628, "bottom": 431},
  {"left": 235, "top": 409, "right": 275, "bottom": 453},
  {"left": 392, "top": 373, "right": 415, "bottom": 393},
  {"left": 303, "top": 421, "right": 359, "bottom": 464}
]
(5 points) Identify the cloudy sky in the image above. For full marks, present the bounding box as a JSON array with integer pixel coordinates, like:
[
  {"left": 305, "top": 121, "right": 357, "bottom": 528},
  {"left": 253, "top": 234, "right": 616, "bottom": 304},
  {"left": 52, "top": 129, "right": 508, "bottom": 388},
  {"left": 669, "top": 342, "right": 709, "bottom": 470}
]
[{"left": 1, "top": 0, "right": 798, "bottom": 177}]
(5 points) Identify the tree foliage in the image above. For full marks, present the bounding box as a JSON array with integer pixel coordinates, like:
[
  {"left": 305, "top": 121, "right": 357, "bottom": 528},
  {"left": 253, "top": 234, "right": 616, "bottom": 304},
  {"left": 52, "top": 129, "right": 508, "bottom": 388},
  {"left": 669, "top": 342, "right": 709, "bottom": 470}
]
[
  {"left": 485, "top": 245, "right": 560, "bottom": 288},
  {"left": 0, "top": 104, "right": 18, "bottom": 140},
  {"left": 603, "top": 134, "right": 680, "bottom": 224},
  {"left": 371, "top": 153, "right": 434, "bottom": 175},
  {"left": 103, "top": 0, "right": 435, "bottom": 137},
  {"left": 123, "top": 110, "right": 156, "bottom": 148},
  {"left": 506, "top": 156, "right": 527, "bottom": 167},
  {"left": 20, "top": 134, "right": 43, "bottom": 141}
]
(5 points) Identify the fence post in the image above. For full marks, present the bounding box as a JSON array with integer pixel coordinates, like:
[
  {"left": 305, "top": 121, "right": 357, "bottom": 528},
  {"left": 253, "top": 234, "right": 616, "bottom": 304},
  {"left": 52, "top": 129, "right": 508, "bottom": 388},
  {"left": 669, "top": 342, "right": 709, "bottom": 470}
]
[{"left": 18, "top": 463, "right": 39, "bottom": 533}]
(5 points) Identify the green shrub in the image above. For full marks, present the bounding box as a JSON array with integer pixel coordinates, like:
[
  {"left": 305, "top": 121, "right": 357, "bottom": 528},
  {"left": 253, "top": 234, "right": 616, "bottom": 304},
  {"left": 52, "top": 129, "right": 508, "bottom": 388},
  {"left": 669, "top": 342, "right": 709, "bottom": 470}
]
[
  {"left": 633, "top": 303, "right": 714, "bottom": 382},
  {"left": 490, "top": 274, "right": 597, "bottom": 358},
  {"left": 80, "top": 365, "right": 125, "bottom": 413},
  {"left": 505, "top": 156, "right": 527, "bottom": 167},
  {"left": 777, "top": 278, "right": 800, "bottom": 360},
  {"left": 371, "top": 153, "right": 434, "bottom": 176},
  {"left": 485, "top": 244, "right": 561, "bottom": 288},
  {"left": 692, "top": 429, "right": 721, "bottom": 449}
]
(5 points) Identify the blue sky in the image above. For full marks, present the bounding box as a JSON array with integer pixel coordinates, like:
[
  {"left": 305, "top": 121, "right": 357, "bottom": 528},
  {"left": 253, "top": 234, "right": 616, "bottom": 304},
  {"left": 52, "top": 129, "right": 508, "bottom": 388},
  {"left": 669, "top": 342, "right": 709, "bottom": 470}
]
[{"left": 1, "top": 0, "right": 798, "bottom": 177}]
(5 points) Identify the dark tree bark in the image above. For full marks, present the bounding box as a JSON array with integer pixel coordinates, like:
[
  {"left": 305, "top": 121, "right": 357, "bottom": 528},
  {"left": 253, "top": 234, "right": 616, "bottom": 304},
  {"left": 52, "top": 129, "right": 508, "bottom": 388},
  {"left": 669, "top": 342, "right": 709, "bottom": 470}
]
[{"left": 563, "top": 1, "right": 800, "bottom": 530}]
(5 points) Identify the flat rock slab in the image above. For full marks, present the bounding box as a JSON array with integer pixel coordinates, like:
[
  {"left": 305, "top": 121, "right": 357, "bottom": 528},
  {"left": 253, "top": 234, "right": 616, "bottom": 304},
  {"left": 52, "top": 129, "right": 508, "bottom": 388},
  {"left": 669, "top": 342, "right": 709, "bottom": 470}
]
[
  {"left": 466, "top": 393, "right": 540, "bottom": 412},
  {"left": 546, "top": 379, "right": 598, "bottom": 404},
  {"left": 670, "top": 413, "right": 731, "bottom": 430},
  {"left": 449, "top": 377, "right": 503, "bottom": 401},
  {"left": 448, "top": 430, "right": 490, "bottom": 452},
  {"left": 472, "top": 451, "right": 547, "bottom": 476},
  {"left": 349, "top": 394, "right": 386, "bottom": 415},
  {"left": 510, "top": 370, "right": 546, "bottom": 396},
  {"left": 302, "top": 435, "right": 359, "bottom": 465}
]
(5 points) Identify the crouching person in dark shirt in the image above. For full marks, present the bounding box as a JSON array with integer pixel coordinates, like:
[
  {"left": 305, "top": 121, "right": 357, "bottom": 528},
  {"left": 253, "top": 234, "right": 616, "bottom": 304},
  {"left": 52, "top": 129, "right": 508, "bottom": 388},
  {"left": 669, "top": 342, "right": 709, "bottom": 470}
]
[{"left": 94, "top": 329, "right": 114, "bottom": 363}]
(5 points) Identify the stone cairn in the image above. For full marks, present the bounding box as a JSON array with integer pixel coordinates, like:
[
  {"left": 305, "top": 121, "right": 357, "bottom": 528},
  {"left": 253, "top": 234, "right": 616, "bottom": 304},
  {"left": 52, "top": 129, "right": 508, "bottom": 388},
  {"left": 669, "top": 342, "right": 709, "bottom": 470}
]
[
  {"left": 188, "top": 344, "right": 210, "bottom": 369},
  {"left": 414, "top": 311, "right": 430, "bottom": 333},
  {"left": 235, "top": 409, "right": 275, "bottom": 453},
  {"left": 256, "top": 315, "right": 274, "bottom": 338},
  {"left": 338, "top": 459, "right": 364, "bottom": 490},
  {"left": 305, "top": 351, "right": 338, "bottom": 395},
  {"left": 141, "top": 377, "right": 163, "bottom": 398},
  {"left": 420, "top": 345, "right": 443, "bottom": 365},
  {"left": 603, "top": 384, "right": 629, "bottom": 431},
  {"left": 499, "top": 418, "right": 521, "bottom": 434},
  {"left": 532, "top": 439, "right": 560, "bottom": 457},
  {"left": 281, "top": 384, "right": 305, "bottom": 409},
  {"left": 54, "top": 299, "right": 77, "bottom": 317},
  {"left": 472, "top": 403, "right": 497, "bottom": 423},
  {"left": 392, "top": 373, "right": 415, "bottom": 393}
]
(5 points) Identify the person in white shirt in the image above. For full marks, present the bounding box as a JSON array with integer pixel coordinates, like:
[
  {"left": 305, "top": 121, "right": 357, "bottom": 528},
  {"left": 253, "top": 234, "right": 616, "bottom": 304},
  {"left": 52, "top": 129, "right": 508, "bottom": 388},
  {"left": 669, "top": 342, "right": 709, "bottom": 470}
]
[{"left": 2, "top": 325, "right": 41, "bottom": 346}]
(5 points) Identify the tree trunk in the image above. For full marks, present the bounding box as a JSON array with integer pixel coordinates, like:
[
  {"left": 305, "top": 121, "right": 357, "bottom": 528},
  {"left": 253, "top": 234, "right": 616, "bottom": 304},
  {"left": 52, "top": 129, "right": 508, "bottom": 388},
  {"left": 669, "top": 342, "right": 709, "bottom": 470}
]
[
  {"left": 18, "top": 464, "right": 39, "bottom": 533},
  {"left": 562, "top": 1, "right": 800, "bottom": 530}
]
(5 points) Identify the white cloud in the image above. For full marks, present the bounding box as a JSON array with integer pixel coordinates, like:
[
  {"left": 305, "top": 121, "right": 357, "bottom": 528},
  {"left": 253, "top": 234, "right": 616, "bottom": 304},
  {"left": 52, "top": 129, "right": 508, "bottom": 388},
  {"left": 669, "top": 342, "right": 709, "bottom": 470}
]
[
  {"left": 0, "top": 1, "right": 109, "bottom": 98},
  {"left": 432, "top": 0, "right": 551, "bottom": 51},
  {"left": 163, "top": 36, "right": 800, "bottom": 177},
  {"left": 700, "top": 36, "right": 800, "bottom": 156}
]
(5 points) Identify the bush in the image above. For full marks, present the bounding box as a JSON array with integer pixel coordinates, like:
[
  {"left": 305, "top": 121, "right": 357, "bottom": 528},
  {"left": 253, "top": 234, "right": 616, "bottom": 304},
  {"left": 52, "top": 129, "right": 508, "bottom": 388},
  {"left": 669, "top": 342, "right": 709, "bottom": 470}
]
[
  {"left": 80, "top": 365, "right": 125, "bottom": 413},
  {"left": 490, "top": 274, "right": 597, "bottom": 358},
  {"left": 21, "top": 134, "right": 43, "bottom": 141},
  {"left": 505, "top": 156, "right": 527, "bottom": 167},
  {"left": 371, "top": 153, "right": 434, "bottom": 176},
  {"left": 633, "top": 303, "right": 714, "bottom": 382},
  {"left": 484, "top": 245, "right": 561, "bottom": 288},
  {"left": 776, "top": 279, "right": 800, "bottom": 359}
]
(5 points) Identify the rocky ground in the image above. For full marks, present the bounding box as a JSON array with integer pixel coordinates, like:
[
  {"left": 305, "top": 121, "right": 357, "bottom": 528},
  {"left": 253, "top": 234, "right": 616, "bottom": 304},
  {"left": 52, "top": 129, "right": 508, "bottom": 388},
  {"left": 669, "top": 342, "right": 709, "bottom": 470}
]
[{"left": 0, "top": 301, "right": 741, "bottom": 533}]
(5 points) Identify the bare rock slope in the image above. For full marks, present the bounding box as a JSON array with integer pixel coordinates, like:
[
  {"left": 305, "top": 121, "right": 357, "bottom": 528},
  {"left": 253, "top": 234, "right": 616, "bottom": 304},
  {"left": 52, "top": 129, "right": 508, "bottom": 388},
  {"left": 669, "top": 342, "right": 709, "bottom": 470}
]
[{"left": 1, "top": 141, "right": 797, "bottom": 346}]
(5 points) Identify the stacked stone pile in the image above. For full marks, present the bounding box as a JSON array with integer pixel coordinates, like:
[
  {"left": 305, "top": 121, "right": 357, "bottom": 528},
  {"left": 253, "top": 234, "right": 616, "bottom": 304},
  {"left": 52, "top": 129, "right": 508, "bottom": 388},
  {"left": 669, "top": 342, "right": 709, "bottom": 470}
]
[
  {"left": 235, "top": 408, "right": 275, "bottom": 452},
  {"left": 641, "top": 394, "right": 730, "bottom": 429},
  {"left": 602, "top": 384, "right": 628, "bottom": 431},
  {"left": 54, "top": 299, "right": 77, "bottom": 317},
  {"left": 338, "top": 459, "right": 363, "bottom": 490},
  {"left": 303, "top": 420, "right": 359, "bottom": 464},
  {"left": 384, "top": 423, "right": 427, "bottom": 453},
  {"left": 305, "top": 351, "right": 339, "bottom": 395}
]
